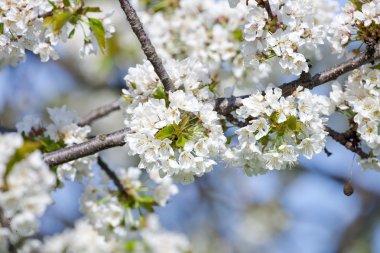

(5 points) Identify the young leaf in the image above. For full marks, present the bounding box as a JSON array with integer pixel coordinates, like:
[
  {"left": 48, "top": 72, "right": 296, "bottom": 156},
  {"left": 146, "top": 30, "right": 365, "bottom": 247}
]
[
  {"left": 88, "top": 18, "right": 106, "bottom": 51},
  {"left": 155, "top": 124, "right": 175, "bottom": 140},
  {"left": 175, "top": 135, "right": 188, "bottom": 148},
  {"left": 63, "top": 0, "right": 71, "bottom": 7},
  {"left": 286, "top": 115, "right": 297, "bottom": 130}
]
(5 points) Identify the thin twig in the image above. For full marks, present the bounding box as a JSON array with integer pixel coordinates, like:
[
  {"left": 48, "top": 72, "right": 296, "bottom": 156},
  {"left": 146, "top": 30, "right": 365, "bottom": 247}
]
[
  {"left": 258, "top": 0, "right": 275, "bottom": 19},
  {"left": 97, "top": 156, "right": 131, "bottom": 200},
  {"left": 0, "top": 127, "right": 16, "bottom": 133},
  {"left": 117, "top": 0, "right": 174, "bottom": 92},
  {"left": 325, "top": 127, "right": 369, "bottom": 159},
  {"left": 78, "top": 98, "right": 122, "bottom": 127}
]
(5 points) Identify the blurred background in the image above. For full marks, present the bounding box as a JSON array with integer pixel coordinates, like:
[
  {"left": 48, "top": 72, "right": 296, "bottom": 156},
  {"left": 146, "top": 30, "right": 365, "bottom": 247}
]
[{"left": 1, "top": 0, "right": 380, "bottom": 253}]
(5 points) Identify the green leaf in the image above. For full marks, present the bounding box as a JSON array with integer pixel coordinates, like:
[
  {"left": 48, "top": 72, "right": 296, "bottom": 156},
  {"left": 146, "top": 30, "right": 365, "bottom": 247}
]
[
  {"left": 232, "top": 29, "right": 244, "bottom": 42},
  {"left": 155, "top": 124, "right": 175, "bottom": 140},
  {"left": 3, "top": 141, "right": 42, "bottom": 190},
  {"left": 44, "top": 10, "right": 72, "bottom": 35},
  {"left": 152, "top": 86, "right": 169, "bottom": 106},
  {"left": 137, "top": 196, "right": 156, "bottom": 212},
  {"left": 88, "top": 17, "right": 106, "bottom": 51},
  {"left": 152, "top": 86, "right": 166, "bottom": 100},
  {"left": 0, "top": 23, "right": 4, "bottom": 35},
  {"left": 178, "top": 115, "right": 190, "bottom": 131},
  {"left": 370, "top": 63, "right": 380, "bottom": 70},
  {"left": 48, "top": 0, "right": 57, "bottom": 8},
  {"left": 175, "top": 135, "right": 188, "bottom": 148},
  {"left": 286, "top": 115, "right": 297, "bottom": 130},
  {"left": 40, "top": 137, "right": 65, "bottom": 152},
  {"left": 83, "top": 6, "right": 102, "bottom": 14},
  {"left": 63, "top": 0, "right": 71, "bottom": 7},
  {"left": 68, "top": 28, "right": 76, "bottom": 39},
  {"left": 124, "top": 241, "right": 137, "bottom": 252}
]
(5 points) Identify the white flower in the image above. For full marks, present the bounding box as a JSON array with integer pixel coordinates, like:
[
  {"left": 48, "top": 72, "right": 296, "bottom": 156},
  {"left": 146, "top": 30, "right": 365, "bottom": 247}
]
[{"left": 230, "top": 87, "right": 328, "bottom": 174}]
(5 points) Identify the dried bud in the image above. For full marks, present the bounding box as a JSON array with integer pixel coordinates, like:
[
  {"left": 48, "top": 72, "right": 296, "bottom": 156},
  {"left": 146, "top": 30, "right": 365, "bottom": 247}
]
[{"left": 343, "top": 181, "right": 354, "bottom": 196}]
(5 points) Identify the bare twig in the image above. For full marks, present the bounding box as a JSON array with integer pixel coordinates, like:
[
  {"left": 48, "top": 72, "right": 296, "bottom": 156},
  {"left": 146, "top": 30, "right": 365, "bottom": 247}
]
[
  {"left": 280, "top": 45, "right": 380, "bottom": 96},
  {"left": 117, "top": 0, "right": 174, "bottom": 92},
  {"left": 257, "top": 0, "right": 275, "bottom": 19},
  {"left": 97, "top": 156, "right": 131, "bottom": 200},
  {"left": 325, "top": 127, "right": 369, "bottom": 159},
  {"left": 43, "top": 128, "right": 130, "bottom": 167},
  {"left": 78, "top": 98, "right": 122, "bottom": 127},
  {"left": 0, "top": 127, "right": 16, "bottom": 133}
]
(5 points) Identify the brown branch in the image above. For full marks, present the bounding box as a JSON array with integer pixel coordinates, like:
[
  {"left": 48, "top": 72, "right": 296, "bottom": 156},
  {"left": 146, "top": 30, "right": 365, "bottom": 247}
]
[
  {"left": 117, "top": 0, "right": 174, "bottom": 92},
  {"left": 97, "top": 156, "right": 131, "bottom": 201},
  {"left": 325, "top": 127, "right": 369, "bottom": 159},
  {"left": 43, "top": 128, "right": 130, "bottom": 167},
  {"left": 0, "top": 127, "right": 16, "bottom": 133},
  {"left": 78, "top": 99, "right": 122, "bottom": 127},
  {"left": 280, "top": 45, "right": 380, "bottom": 96},
  {"left": 257, "top": 0, "right": 275, "bottom": 19}
]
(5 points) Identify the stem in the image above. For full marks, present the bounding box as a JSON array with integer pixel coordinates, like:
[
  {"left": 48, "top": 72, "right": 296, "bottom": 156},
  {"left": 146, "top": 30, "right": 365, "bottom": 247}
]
[{"left": 117, "top": 0, "right": 174, "bottom": 92}]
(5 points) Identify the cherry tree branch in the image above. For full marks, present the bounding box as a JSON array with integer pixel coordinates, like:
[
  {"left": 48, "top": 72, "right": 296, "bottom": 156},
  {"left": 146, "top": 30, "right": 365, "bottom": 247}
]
[
  {"left": 215, "top": 44, "right": 380, "bottom": 115},
  {"left": 257, "top": 0, "right": 275, "bottom": 19},
  {"left": 97, "top": 156, "right": 132, "bottom": 200},
  {"left": 43, "top": 128, "right": 130, "bottom": 167},
  {"left": 117, "top": 0, "right": 174, "bottom": 92},
  {"left": 78, "top": 98, "right": 122, "bottom": 127},
  {"left": 0, "top": 127, "right": 16, "bottom": 133},
  {"left": 325, "top": 127, "right": 369, "bottom": 159}
]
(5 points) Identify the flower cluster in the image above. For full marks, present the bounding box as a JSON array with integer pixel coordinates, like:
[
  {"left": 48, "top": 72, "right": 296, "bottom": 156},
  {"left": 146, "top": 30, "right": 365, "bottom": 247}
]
[
  {"left": 328, "top": 0, "right": 380, "bottom": 54},
  {"left": 231, "top": 0, "right": 332, "bottom": 75},
  {"left": 80, "top": 167, "right": 178, "bottom": 240},
  {"left": 227, "top": 87, "right": 331, "bottom": 175},
  {"left": 0, "top": 133, "right": 56, "bottom": 242},
  {"left": 123, "top": 58, "right": 226, "bottom": 183},
  {"left": 330, "top": 66, "right": 380, "bottom": 171},
  {"left": 0, "top": 0, "right": 114, "bottom": 69},
  {"left": 138, "top": 0, "right": 270, "bottom": 89},
  {"left": 16, "top": 106, "right": 94, "bottom": 182},
  {"left": 20, "top": 215, "right": 190, "bottom": 253}
]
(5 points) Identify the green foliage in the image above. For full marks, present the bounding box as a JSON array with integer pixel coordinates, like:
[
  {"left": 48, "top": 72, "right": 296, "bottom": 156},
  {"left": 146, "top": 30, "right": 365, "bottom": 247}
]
[
  {"left": 155, "top": 124, "right": 176, "bottom": 140},
  {"left": 88, "top": 17, "right": 106, "bottom": 51},
  {"left": 2, "top": 141, "right": 42, "bottom": 191},
  {"left": 154, "top": 114, "right": 203, "bottom": 149},
  {"left": 232, "top": 29, "right": 244, "bottom": 42},
  {"left": 44, "top": 10, "right": 72, "bottom": 35},
  {"left": 152, "top": 86, "right": 169, "bottom": 106}
]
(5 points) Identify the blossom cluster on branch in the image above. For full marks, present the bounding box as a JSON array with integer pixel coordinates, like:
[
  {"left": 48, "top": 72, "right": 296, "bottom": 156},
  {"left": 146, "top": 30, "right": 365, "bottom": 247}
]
[
  {"left": 0, "top": 0, "right": 114, "bottom": 68},
  {"left": 1, "top": 0, "right": 380, "bottom": 252}
]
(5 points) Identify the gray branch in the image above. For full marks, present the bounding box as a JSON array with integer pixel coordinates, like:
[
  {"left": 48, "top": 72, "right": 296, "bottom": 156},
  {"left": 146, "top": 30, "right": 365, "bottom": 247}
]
[
  {"left": 117, "top": 0, "right": 174, "bottom": 92},
  {"left": 43, "top": 128, "right": 130, "bottom": 167},
  {"left": 78, "top": 98, "right": 122, "bottom": 127}
]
